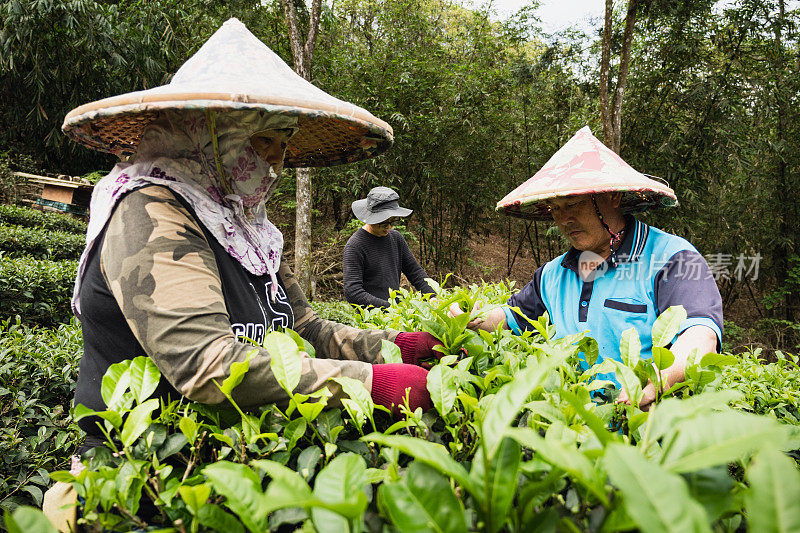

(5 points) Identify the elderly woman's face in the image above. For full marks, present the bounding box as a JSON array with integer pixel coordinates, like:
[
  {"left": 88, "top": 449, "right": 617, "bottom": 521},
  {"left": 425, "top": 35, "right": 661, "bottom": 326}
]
[
  {"left": 546, "top": 193, "right": 622, "bottom": 255},
  {"left": 250, "top": 130, "right": 291, "bottom": 173}
]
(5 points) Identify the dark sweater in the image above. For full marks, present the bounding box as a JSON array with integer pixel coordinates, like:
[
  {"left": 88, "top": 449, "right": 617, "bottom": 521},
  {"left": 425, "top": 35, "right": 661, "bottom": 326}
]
[{"left": 343, "top": 228, "right": 434, "bottom": 308}]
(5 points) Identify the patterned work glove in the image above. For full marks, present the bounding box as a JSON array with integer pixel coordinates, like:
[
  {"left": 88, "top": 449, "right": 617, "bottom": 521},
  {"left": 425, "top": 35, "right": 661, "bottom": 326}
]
[
  {"left": 370, "top": 363, "right": 432, "bottom": 415},
  {"left": 393, "top": 331, "right": 444, "bottom": 369}
]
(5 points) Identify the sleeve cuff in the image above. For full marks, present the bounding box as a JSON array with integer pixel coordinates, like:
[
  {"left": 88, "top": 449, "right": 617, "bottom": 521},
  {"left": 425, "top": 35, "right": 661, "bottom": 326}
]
[
  {"left": 503, "top": 307, "right": 522, "bottom": 336},
  {"left": 678, "top": 317, "right": 722, "bottom": 349}
]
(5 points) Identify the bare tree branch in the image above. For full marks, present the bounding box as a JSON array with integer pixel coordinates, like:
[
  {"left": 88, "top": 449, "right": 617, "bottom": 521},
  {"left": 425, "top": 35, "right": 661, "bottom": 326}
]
[
  {"left": 599, "top": 0, "right": 613, "bottom": 148},
  {"left": 612, "top": 0, "right": 639, "bottom": 153}
]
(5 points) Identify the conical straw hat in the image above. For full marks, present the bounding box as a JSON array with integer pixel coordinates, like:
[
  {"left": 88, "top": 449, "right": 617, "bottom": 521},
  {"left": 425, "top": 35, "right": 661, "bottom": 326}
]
[
  {"left": 62, "top": 18, "right": 393, "bottom": 167},
  {"left": 497, "top": 126, "right": 677, "bottom": 220}
]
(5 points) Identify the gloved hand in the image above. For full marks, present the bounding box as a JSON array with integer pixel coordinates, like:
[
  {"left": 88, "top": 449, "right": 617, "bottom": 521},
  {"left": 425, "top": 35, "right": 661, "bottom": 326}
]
[
  {"left": 394, "top": 332, "right": 444, "bottom": 369},
  {"left": 371, "top": 363, "right": 432, "bottom": 415}
]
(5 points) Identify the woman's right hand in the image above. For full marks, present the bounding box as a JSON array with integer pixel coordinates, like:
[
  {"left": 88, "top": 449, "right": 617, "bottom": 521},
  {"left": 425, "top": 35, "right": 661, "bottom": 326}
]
[{"left": 370, "top": 363, "right": 431, "bottom": 415}]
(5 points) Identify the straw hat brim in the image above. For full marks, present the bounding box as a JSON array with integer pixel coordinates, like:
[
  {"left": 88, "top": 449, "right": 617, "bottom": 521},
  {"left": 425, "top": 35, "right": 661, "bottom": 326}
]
[
  {"left": 62, "top": 92, "right": 394, "bottom": 168},
  {"left": 497, "top": 183, "right": 678, "bottom": 221}
]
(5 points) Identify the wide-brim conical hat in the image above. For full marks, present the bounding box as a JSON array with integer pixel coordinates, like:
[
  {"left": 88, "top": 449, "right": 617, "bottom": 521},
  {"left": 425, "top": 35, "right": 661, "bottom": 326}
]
[
  {"left": 497, "top": 126, "right": 677, "bottom": 220},
  {"left": 62, "top": 18, "right": 393, "bottom": 168}
]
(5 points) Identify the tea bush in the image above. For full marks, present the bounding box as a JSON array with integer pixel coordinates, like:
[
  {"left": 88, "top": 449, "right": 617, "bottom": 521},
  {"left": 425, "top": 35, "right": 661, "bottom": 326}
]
[
  {"left": 0, "top": 318, "right": 83, "bottom": 515},
  {"left": 715, "top": 348, "right": 800, "bottom": 426},
  {"left": 0, "top": 205, "right": 87, "bottom": 235},
  {"left": 0, "top": 258, "right": 77, "bottom": 326},
  {"left": 310, "top": 300, "right": 358, "bottom": 327},
  {"left": 9, "top": 282, "right": 798, "bottom": 532},
  {"left": 0, "top": 224, "right": 84, "bottom": 260}
]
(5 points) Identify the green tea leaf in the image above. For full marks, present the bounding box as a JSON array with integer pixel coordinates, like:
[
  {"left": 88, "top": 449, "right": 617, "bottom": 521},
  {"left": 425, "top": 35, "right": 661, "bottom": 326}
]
[
  {"left": 128, "top": 356, "right": 160, "bottom": 404},
  {"left": 557, "top": 389, "right": 615, "bottom": 447},
  {"left": 203, "top": 461, "right": 269, "bottom": 532},
  {"left": 612, "top": 361, "right": 643, "bottom": 408},
  {"left": 684, "top": 466, "right": 736, "bottom": 522},
  {"left": 312, "top": 453, "right": 369, "bottom": 531},
  {"left": 744, "top": 448, "right": 800, "bottom": 533},
  {"left": 381, "top": 339, "right": 403, "bottom": 364},
  {"left": 699, "top": 352, "right": 738, "bottom": 368},
  {"left": 362, "top": 433, "right": 477, "bottom": 497},
  {"left": 579, "top": 336, "right": 600, "bottom": 367},
  {"left": 157, "top": 433, "right": 188, "bottom": 461},
  {"left": 254, "top": 460, "right": 314, "bottom": 505},
  {"left": 179, "top": 416, "right": 198, "bottom": 445},
  {"left": 101, "top": 360, "right": 132, "bottom": 412},
  {"left": 330, "top": 376, "right": 373, "bottom": 430},
  {"left": 379, "top": 461, "right": 467, "bottom": 533},
  {"left": 265, "top": 333, "right": 302, "bottom": 393},
  {"left": 179, "top": 483, "right": 211, "bottom": 515},
  {"left": 661, "top": 411, "right": 788, "bottom": 473},
  {"left": 651, "top": 306, "right": 687, "bottom": 348},
  {"left": 619, "top": 327, "right": 641, "bottom": 368},
  {"left": 284, "top": 417, "right": 307, "bottom": 452},
  {"left": 297, "top": 446, "right": 322, "bottom": 480},
  {"left": 73, "top": 404, "right": 123, "bottom": 430},
  {"left": 506, "top": 427, "right": 606, "bottom": 504},
  {"left": 285, "top": 328, "right": 316, "bottom": 357},
  {"left": 4, "top": 506, "right": 58, "bottom": 533},
  {"left": 197, "top": 504, "right": 246, "bottom": 533},
  {"left": 481, "top": 351, "right": 567, "bottom": 458},
  {"left": 652, "top": 346, "right": 675, "bottom": 371},
  {"left": 604, "top": 443, "right": 710, "bottom": 533},
  {"left": 470, "top": 438, "right": 520, "bottom": 533},
  {"left": 120, "top": 398, "right": 159, "bottom": 447},
  {"left": 427, "top": 364, "right": 457, "bottom": 417},
  {"left": 219, "top": 351, "right": 255, "bottom": 396}
]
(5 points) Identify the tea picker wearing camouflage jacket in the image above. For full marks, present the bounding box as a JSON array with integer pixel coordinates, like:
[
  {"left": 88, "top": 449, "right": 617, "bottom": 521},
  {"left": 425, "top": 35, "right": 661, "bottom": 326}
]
[
  {"left": 66, "top": 21, "right": 443, "bottom": 446},
  {"left": 73, "top": 183, "right": 437, "bottom": 437}
]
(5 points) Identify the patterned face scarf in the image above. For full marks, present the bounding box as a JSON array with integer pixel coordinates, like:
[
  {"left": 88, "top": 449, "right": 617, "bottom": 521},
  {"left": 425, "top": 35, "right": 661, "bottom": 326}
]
[{"left": 72, "top": 109, "right": 299, "bottom": 317}]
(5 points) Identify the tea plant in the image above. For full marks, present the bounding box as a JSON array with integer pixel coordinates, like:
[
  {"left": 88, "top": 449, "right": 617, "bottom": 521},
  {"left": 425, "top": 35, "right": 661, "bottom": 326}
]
[
  {"left": 0, "top": 224, "right": 84, "bottom": 260},
  {"left": 11, "top": 284, "right": 798, "bottom": 532},
  {"left": 0, "top": 318, "right": 83, "bottom": 514},
  {"left": 713, "top": 348, "right": 800, "bottom": 427},
  {"left": 0, "top": 205, "right": 86, "bottom": 235},
  {"left": 0, "top": 257, "right": 77, "bottom": 326}
]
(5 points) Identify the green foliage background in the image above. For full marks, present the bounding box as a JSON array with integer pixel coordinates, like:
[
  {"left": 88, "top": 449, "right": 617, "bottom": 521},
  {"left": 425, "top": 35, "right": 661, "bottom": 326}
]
[{"left": 2, "top": 0, "right": 797, "bottom": 321}]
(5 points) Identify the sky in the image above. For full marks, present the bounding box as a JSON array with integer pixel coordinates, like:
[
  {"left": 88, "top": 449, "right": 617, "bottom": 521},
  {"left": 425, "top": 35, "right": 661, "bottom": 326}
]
[
  {"left": 475, "top": 0, "right": 800, "bottom": 33},
  {"left": 484, "top": 0, "right": 606, "bottom": 32}
]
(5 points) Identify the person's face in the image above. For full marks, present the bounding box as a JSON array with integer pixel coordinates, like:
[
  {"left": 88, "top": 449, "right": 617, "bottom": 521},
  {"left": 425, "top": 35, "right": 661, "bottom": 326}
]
[
  {"left": 546, "top": 193, "right": 621, "bottom": 256},
  {"left": 250, "top": 130, "right": 291, "bottom": 174},
  {"left": 367, "top": 217, "right": 400, "bottom": 237}
]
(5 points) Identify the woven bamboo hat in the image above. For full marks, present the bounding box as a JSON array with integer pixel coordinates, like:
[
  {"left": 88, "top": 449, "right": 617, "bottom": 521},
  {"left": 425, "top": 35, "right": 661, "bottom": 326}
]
[
  {"left": 62, "top": 18, "right": 393, "bottom": 167},
  {"left": 497, "top": 126, "right": 677, "bottom": 220}
]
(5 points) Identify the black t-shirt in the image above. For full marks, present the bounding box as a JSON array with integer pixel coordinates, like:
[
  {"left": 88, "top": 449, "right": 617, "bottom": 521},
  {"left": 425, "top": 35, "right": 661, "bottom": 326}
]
[{"left": 75, "top": 188, "right": 294, "bottom": 438}]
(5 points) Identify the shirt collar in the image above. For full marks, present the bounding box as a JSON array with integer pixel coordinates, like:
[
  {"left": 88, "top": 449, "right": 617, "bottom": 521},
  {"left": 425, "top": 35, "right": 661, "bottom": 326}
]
[{"left": 560, "top": 216, "right": 649, "bottom": 273}]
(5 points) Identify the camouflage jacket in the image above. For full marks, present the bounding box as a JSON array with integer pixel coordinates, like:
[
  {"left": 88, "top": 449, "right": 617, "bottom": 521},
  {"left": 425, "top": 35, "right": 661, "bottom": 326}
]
[{"left": 96, "top": 186, "right": 397, "bottom": 407}]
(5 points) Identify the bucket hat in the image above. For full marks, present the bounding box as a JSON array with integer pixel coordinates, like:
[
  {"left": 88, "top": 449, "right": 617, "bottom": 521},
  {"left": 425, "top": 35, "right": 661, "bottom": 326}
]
[
  {"left": 352, "top": 187, "right": 413, "bottom": 224},
  {"left": 62, "top": 18, "right": 392, "bottom": 168},
  {"left": 497, "top": 126, "right": 677, "bottom": 220}
]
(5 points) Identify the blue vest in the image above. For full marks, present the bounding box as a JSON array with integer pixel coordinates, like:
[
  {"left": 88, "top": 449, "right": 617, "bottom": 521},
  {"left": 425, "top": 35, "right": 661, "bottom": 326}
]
[{"left": 505, "top": 218, "right": 722, "bottom": 389}]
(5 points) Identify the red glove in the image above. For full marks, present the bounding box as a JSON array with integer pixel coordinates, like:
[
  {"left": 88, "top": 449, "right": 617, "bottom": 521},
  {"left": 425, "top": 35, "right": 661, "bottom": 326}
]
[
  {"left": 371, "top": 364, "right": 432, "bottom": 415},
  {"left": 394, "top": 332, "right": 444, "bottom": 369}
]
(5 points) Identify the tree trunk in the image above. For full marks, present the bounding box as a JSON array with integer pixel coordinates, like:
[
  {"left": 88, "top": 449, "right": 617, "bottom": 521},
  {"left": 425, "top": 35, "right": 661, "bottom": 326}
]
[
  {"left": 281, "top": 0, "right": 322, "bottom": 297},
  {"left": 294, "top": 166, "right": 313, "bottom": 296},
  {"left": 599, "top": 0, "right": 639, "bottom": 153},
  {"left": 599, "top": 0, "right": 614, "bottom": 148},
  {"left": 771, "top": 0, "right": 795, "bottom": 321}
]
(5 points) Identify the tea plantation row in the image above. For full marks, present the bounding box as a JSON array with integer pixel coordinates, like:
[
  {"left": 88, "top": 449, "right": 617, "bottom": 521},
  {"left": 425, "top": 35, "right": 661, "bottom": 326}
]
[{"left": 2, "top": 207, "right": 799, "bottom": 532}]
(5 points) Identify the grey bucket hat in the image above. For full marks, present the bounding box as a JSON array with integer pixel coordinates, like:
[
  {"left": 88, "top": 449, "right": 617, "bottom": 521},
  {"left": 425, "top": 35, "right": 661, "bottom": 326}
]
[{"left": 351, "top": 186, "right": 413, "bottom": 224}]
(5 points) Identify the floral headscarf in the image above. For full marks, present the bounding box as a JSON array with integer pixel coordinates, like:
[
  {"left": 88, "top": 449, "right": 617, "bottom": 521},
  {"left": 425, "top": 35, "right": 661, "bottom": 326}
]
[{"left": 72, "top": 108, "right": 299, "bottom": 317}]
